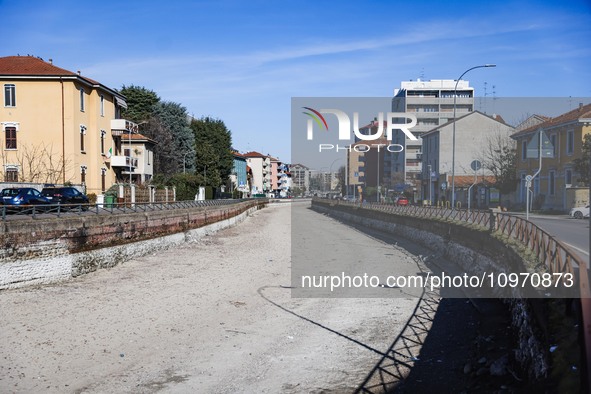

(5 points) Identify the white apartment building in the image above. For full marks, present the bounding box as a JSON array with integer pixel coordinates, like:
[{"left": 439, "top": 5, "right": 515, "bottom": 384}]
[
  {"left": 244, "top": 151, "right": 271, "bottom": 194},
  {"left": 290, "top": 164, "right": 310, "bottom": 192},
  {"left": 393, "top": 79, "right": 475, "bottom": 198}
]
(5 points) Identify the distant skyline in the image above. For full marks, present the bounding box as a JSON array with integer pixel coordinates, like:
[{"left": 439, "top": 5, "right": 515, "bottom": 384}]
[{"left": 2, "top": 0, "right": 590, "bottom": 163}]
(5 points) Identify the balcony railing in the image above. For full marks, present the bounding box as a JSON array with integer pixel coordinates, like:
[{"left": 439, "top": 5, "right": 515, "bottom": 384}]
[
  {"left": 111, "top": 155, "right": 138, "bottom": 169},
  {"left": 111, "top": 119, "right": 139, "bottom": 137}
]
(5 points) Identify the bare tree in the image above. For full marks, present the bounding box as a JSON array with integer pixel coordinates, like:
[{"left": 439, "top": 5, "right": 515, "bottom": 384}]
[
  {"left": 479, "top": 131, "right": 518, "bottom": 196},
  {"left": 0, "top": 143, "right": 73, "bottom": 183}
]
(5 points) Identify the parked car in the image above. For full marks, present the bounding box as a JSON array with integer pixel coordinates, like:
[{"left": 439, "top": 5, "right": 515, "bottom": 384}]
[
  {"left": 569, "top": 205, "right": 590, "bottom": 219},
  {"left": 41, "top": 186, "right": 89, "bottom": 207},
  {"left": 396, "top": 196, "right": 409, "bottom": 206},
  {"left": 0, "top": 188, "right": 51, "bottom": 210},
  {"left": 342, "top": 195, "right": 356, "bottom": 202}
]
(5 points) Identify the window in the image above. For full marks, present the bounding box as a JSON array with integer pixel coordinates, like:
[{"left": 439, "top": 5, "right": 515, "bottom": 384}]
[
  {"left": 4, "top": 166, "right": 18, "bottom": 182},
  {"left": 100, "top": 130, "right": 106, "bottom": 155},
  {"left": 101, "top": 168, "right": 107, "bottom": 192},
  {"left": 565, "top": 169, "right": 573, "bottom": 186},
  {"left": 550, "top": 134, "right": 557, "bottom": 157},
  {"left": 80, "top": 87, "right": 85, "bottom": 112},
  {"left": 566, "top": 130, "right": 574, "bottom": 155},
  {"left": 4, "top": 84, "right": 16, "bottom": 107},
  {"left": 5, "top": 126, "right": 17, "bottom": 149},
  {"left": 521, "top": 140, "right": 527, "bottom": 160},
  {"left": 80, "top": 125, "right": 87, "bottom": 152},
  {"left": 80, "top": 166, "right": 87, "bottom": 184},
  {"left": 124, "top": 148, "right": 130, "bottom": 157},
  {"left": 100, "top": 95, "right": 104, "bottom": 116},
  {"left": 548, "top": 170, "right": 555, "bottom": 195}
]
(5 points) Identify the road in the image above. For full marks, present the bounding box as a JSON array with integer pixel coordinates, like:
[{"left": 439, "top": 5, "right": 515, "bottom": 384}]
[
  {"left": 0, "top": 201, "right": 423, "bottom": 393},
  {"left": 517, "top": 214, "right": 590, "bottom": 265}
]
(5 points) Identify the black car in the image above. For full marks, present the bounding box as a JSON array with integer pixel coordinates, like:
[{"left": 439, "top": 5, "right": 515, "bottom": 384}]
[
  {"left": 41, "top": 187, "right": 89, "bottom": 207},
  {"left": 0, "top": 188, "right": 51, "bottom": 210}
]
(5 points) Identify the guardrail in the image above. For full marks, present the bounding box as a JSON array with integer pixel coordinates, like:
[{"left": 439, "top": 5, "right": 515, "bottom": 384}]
[
  {"left": 314, "top": 197, "right": 591, "bottom": 389},
  {"left": 0, "top": 198, "right": 266, "bottom": 221}
]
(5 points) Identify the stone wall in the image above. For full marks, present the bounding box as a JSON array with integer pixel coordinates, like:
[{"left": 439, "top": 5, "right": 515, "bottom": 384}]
[
  {"left": 312, "top": 200, "right": 550, "bottom": 381},
  {"left": 0, "top": 200, "right": 266, "bottom": 289}
]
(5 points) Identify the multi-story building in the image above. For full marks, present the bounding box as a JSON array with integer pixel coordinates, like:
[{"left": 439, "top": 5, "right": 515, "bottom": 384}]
[
  {"left": 511, "top": 103, "right": 591, "bottom": 210},
  {"left": 230, "top": 152, "right": 248, "bottom": 195},
  {"left": 269, "top": 156, "right": 280, "bottom": 192},
  {"left": 393, "top": 79, "right": 475, "bottom": 198},
  {"left": 290, "top": 164, "right": 310, "bottom": 193},
  {"left": 348, "top": 120, "right": 401, "bottom": 201},
  {"left": 421, "top": 111, "right": 514, "bottom": 207},
  {"left": 347, "top": 147, "right": 365, "bottom": 197},
  {"left": 123, "top": 133, "right": 156, "bottom": 184},
  {"left": 0, "top": 56, "right": 150, "bottom": 195},
  {"left": 243, "top": 151, "right": 271, "bottom": 194}
]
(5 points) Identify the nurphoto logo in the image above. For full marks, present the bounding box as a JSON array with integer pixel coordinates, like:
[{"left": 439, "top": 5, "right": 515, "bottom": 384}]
[{"left": 302, "top": 107, "right": 419, "bottom": 153}]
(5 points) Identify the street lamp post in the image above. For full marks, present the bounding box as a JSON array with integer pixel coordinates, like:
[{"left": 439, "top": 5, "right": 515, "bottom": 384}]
[
  {"left": 329, "top": 158, "right": 342, "bottom": 195},
  {"left": 428, "top": 164, "right": 432, "bottom": 206},
  {"left": 451, "top": 64, "right": 496, "bottom": 209},
  {"left": 182, "top": 152, "right": 189, "bottom": 174}
]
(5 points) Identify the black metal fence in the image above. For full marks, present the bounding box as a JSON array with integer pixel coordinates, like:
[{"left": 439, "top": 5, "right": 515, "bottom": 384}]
[{"left": 0, "top": 198, "right": 266, "bottom": 221}]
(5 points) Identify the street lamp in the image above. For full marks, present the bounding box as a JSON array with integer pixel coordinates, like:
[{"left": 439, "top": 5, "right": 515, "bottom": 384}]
[
  {"left": 451, "top": 64, "right": 496, "bottom": 209},
  {"left": 329, "top": 158, "right": 342, "bottom": 194}
]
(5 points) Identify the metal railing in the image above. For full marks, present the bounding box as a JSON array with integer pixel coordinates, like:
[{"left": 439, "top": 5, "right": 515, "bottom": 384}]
[
  {"left": 314, "top": 197, "right": 591, "bottom": 388},
  {"left": 0, "top": 198, "right": 267, "bottom": 221}
]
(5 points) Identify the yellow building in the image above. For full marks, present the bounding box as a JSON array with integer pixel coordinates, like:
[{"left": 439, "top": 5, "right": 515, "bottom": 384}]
[
  {"left": 511, "top": 103, "right": 591, "bottom": 210},
  {"left": 0, "top": 55, "right": 148, "bottom": 195}
]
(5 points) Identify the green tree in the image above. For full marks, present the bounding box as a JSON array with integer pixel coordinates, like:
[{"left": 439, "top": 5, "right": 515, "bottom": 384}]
[
  {"left": 119, "top": 85, "right": 160, "bottom": 123},
  {"left": 152, "top": 101, "right": 196, "bottom": 176},
  {"left": 573, "top": 133, "right": 591, "bottom": 186},
  {"left": 190, "top": 117, "right": 233, "bottom": 188}
]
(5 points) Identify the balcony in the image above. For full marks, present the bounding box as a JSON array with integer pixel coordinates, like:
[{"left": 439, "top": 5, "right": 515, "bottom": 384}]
[
  {"left": 111, "top": 119, "right": 139, "bottom": 137},
  {"left": 111, "top": 155, "right": 138, "bottom": 170}
]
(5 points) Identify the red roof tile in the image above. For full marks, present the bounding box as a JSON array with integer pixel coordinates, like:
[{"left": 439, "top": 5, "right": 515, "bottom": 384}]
[
  {"left": 243, "top": 151, "right": 267, "bottom": 158},
  {"left": 0, "top": 55, "right": 113, "bottom": 93},
  {"left": 511, "top": 103, "right": 591, "bottom": 139},
  {"left": 0, "top": 56, "right": 77, "bottom": 76},
  {"left": 453, "top": 175, "right": 496, "bottom": 187}
]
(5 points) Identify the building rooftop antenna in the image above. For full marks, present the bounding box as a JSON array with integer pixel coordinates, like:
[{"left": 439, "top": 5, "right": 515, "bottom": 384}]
[{"left": 492, "top": 84, "right": 497, "bottom": 114}]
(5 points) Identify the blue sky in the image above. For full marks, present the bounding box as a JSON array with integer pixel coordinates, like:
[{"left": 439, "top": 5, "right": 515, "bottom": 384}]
[{"left": 2, "top": 0, "right": 590, "bottom": 163}]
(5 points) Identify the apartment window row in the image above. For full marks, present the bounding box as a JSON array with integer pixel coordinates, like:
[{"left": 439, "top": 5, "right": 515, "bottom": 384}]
[
  {"left": 3, "top": 125, "right": 113, "bottom": 155},
  {"left": 521, "top": 130, "right": 575, "bottom": 160},
  {"left": 3, "top": 165, "right": 109, "bottom": 191},
  {"left": 5, "top": 84, "right": 107, "bottom": 115}
]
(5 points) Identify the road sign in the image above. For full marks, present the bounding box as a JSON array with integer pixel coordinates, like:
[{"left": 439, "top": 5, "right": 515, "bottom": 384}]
[
  {"left": 470, "top": 160, "right": 482, "bottom": 171},
  {"left": 526, "top": 130, "right": 554, "bottom": 159},
  {"left": 441, "top": 182, "right": 447, "bottom": 191}
]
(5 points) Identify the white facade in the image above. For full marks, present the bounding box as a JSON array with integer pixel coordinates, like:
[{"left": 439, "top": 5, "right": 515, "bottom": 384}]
[
  {"left": 421, "top": 111, "right": 515, "bottom": 200},
  {"left": 245, "top": 152, "right": 271, "bottom": 194},
  {"left": 393, "top": 79, "right": 475, "bottom": 192},
  {"left": 290, "top": 164, "right": 310, "bottom": 191}
]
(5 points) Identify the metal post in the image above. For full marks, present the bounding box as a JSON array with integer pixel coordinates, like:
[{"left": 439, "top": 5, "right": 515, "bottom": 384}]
[
  {"left": 468, "top": 171, "right": 477, "bottom": 210},
  {"left": 129, "top": 130, "right": 132, "bottom": 185},
  {"left": 346, "top": 148, "right": 349, "bottom": 197},
  {"left": 428, "top": 164, "right": 432, "bottom": 206},
  {"left": 451, "top": 64, "right": 496, "bottom": 209}
]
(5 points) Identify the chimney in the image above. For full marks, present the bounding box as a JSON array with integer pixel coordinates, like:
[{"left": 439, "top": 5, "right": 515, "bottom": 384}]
[
  {"left": 580, "top": 102, "right": 584, "bottom": 111},
  {"left": 77, "top": 70, "right": 81, "bottom": 75},
  {"left": 48, "top": 58, "right": 53, "bottom": 64}
]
